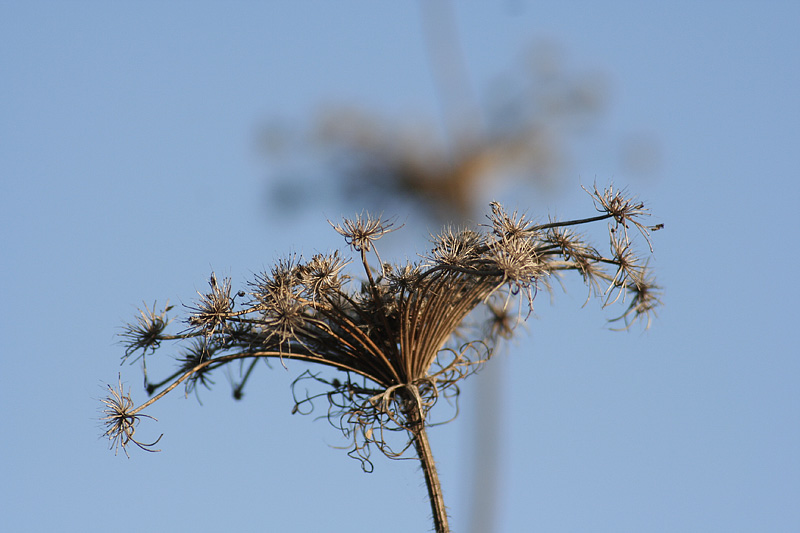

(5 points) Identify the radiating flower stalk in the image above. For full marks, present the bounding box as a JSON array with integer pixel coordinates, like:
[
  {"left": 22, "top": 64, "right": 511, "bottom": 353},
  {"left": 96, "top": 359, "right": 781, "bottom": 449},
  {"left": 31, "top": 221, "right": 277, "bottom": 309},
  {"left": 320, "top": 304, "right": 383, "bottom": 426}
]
[{"left": 102, "top": 184, "right": 661, "bottom": 533}]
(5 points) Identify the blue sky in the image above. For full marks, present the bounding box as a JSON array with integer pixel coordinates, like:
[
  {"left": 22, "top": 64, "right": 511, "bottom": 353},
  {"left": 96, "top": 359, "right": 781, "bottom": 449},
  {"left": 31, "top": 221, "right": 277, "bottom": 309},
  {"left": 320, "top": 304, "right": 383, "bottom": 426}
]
[{"left": 2, "top": 2, "right": 798, "bottom": 532}]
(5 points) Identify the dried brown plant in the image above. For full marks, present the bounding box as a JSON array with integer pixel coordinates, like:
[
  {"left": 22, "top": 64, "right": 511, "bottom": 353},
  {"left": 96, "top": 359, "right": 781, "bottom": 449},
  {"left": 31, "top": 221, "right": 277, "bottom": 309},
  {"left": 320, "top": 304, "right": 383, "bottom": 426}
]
[
  {"left": 263, "top": 43, "right": 609, "bottom": 224},
  {"left": 102, "top": 185, "right": 660, "bottom": 532}
]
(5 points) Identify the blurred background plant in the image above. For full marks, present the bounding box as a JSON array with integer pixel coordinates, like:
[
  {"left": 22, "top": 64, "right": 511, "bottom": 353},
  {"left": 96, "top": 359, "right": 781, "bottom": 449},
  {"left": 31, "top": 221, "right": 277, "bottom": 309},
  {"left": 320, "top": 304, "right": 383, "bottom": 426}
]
[{"left": 260, "top": 40, "right": 613, "bottom": 224}]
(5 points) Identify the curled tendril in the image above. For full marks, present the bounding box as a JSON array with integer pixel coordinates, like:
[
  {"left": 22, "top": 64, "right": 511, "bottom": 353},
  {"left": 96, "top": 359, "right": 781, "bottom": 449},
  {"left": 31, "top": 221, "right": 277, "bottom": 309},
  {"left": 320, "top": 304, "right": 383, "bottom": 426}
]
[{"left": 287, "top": 341, "right": 488, "bottom": 470}]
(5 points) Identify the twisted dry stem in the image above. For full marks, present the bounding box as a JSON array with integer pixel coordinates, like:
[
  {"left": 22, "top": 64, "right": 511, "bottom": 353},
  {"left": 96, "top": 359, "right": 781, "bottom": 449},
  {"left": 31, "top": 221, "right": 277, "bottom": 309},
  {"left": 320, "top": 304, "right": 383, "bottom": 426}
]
[{"left": 102, "top": 188, "right": 661, "bottom": 531}]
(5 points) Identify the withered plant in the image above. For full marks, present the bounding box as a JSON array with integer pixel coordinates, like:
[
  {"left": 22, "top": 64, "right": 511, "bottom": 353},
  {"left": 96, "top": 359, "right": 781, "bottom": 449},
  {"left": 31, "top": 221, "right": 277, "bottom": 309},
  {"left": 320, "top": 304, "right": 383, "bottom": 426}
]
[
  {"left": 102, "top": 184, "right": 660, "bottom": 533},
  {"left": 263, "top": 43, "right": 609, "bottom": 223}
]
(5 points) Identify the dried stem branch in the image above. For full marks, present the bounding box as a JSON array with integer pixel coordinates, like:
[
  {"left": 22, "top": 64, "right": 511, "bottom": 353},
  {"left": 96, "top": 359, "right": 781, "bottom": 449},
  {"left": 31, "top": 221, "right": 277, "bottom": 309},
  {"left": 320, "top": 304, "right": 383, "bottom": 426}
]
[{"left": 407, "top": 397, "right": 449, "bottom": 532}]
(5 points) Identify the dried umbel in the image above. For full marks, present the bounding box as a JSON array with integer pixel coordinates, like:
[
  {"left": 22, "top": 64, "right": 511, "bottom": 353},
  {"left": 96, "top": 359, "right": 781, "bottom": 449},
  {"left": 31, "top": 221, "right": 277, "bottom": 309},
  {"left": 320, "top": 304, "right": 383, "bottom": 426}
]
[{"left": 102, "top": 185, "right": 660, "bottom": 532}]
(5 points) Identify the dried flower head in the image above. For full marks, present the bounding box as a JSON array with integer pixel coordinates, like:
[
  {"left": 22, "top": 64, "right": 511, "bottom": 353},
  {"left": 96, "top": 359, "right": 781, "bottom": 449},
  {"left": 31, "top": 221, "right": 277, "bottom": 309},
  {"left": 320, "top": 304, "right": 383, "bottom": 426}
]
[
  {"left": 488, "top": 201, "right": 534, "bottom": 240},
  {"left": 428, "top": 226, "right": 482, "bottom": 266},
  {"left": 101, "top": 375, "right": 162, "bottom": 457},
  {"left": 609, "top": 265, "right": 662, "bottom": 330},
  {"left": 102, "top": 188, "right": 660, "bottom": 533},
  {"left": 331, "top": 212, "right": 398, "bottom": 254},
  {"left": 176, "top": 339, "right": 217, "bottom": 397},
  {"left": 584, "top": 182, "right": 654, "bottom": 250},
  {"left": 120, "top": 301, "right": 174, "bottom": 362},
  {"left": 186, "top": 273, "right": 236, "bottom": 336},
  {"left": 385, "top": 262, "right": 422, "bottom": 294},
  {"left": 105, "top": 192, "right": 660, "bottom": 458},
  {"left": 297, "top": 251, "right": 351, "bottom": 299}
]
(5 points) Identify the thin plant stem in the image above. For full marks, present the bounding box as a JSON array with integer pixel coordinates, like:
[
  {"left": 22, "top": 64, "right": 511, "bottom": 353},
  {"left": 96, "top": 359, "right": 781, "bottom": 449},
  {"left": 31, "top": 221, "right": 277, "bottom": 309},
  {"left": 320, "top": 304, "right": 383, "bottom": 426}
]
[{"left": 407, "top": 399, "right": 450, "bottom": 533}]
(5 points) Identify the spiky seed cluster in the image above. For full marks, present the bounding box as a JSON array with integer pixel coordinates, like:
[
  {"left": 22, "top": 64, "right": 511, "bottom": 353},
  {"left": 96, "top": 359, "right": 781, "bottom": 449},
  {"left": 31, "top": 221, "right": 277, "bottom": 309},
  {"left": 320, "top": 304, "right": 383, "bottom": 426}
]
[
  {"left": 488, "top": 201, "right": 532, "bottom": 239},
  {"left": 119, "top": 301, "right": 174, "bottom": 362},
  {"left": 175, "top": 339, "right": 217, "bottom": 396},
  {"left": 297, "top": 251, "right": 351, "bottom": 299},
  {"left": 101, "top": 375, "right": 161, "bottom": 457},
  {"left": 429, "top": 226, "right": 482, "bottom": 266},
  {"left": 488, "top": 232, "right": 544, "bottom": 288},
  {"left": 584, "top": 182, "right": 654, "bottom": 250},
  {"left": 186, "top": 273, "right": 237, "bottom": 336},
  {"left": 610, "top": 266, "right": 661, "bottom": 330},
  {"left": 105, "top": 186, "right": 661, "bottom": 465},
  {"left": 385, "top": 263, "right": 422, "bottom": 293},
  {"left": 331, "top": 213, "right": 397, "bottom": 253}
]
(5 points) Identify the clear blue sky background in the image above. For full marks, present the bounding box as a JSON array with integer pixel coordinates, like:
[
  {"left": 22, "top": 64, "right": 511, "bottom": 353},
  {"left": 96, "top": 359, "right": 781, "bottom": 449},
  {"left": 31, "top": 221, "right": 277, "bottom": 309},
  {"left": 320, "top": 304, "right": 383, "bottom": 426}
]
[{"left": 2, "top": 2, "right": 798, "bottom": 532}]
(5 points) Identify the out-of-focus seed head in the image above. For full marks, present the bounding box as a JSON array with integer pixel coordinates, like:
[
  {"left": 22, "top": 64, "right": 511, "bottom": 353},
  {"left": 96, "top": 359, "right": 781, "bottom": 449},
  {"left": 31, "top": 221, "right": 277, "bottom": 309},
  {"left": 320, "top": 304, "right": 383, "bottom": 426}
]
[
  {"left": 610, "top": 266, "right": 661, "bottom": 330},
  {"left": 604, "top": 230, "right": 644, "bottom": 306},
  {"left": 176, "top": 339, "right": 217, "bottom": 397},
  {"left": 386, "top": 262, "right": 422, "bottom": 294}
]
